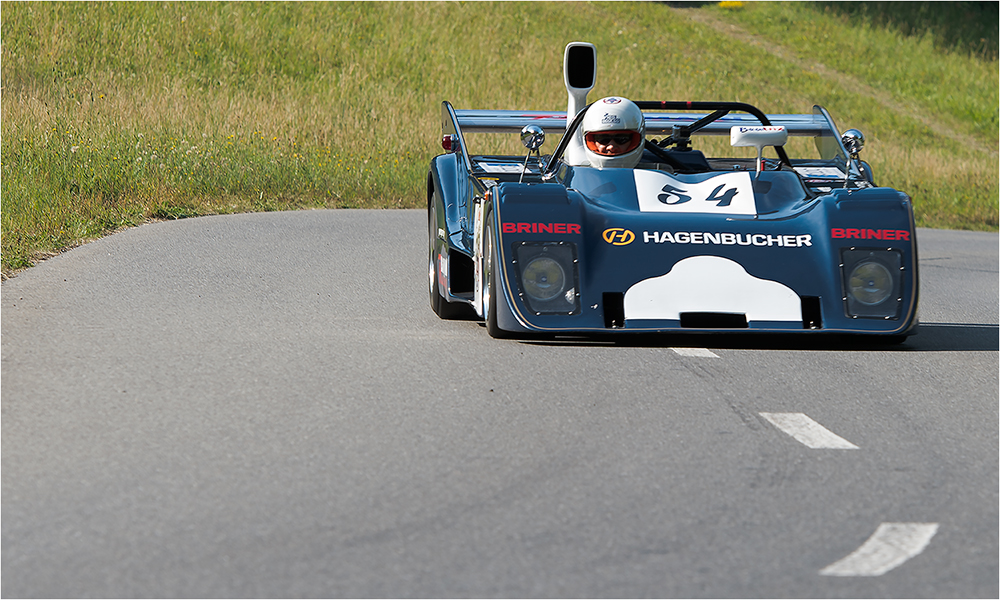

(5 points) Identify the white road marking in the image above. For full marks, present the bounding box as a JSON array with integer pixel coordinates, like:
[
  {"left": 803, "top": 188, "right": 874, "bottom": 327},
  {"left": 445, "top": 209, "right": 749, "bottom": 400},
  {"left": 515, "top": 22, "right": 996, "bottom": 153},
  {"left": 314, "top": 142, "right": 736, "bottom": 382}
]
[
  {"left": 820, "top": 522, "right": 940, "bottom": 576},
  {"left": 759, "top": 412, "right": 859, "bottom": 449},
  {"left": 671, "top": 347, "right": 719, "bottom": 358}
]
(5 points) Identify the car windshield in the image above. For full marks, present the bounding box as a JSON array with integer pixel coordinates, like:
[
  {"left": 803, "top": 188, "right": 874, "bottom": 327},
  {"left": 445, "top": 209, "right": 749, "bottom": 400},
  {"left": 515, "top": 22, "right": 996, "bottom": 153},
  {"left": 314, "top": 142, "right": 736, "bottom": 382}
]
[{"left": 543, "top": 101, "right": 848, "bottom": 177}]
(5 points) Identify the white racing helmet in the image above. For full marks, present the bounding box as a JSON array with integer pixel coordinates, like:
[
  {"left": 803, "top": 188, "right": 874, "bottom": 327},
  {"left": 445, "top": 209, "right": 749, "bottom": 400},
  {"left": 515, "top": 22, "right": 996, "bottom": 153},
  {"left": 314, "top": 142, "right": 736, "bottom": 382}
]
[{"left": 581, "top": 97, "right": 645, "bottom": 169}]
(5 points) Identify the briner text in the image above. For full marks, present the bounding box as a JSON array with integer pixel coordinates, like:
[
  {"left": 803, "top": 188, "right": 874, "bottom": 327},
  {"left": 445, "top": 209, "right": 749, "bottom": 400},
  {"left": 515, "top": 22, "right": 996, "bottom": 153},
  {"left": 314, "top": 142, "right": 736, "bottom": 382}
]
[
  {"left": 502, "top": 222, "right": 582, "bottom": 234},
  {"left": 831, "top": 228, "right": 910, "bottom": 241}
]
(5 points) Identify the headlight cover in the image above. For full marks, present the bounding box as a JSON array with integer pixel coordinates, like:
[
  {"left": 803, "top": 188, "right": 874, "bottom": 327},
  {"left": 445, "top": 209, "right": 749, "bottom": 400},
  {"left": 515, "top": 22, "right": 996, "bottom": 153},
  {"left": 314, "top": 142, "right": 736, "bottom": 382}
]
[
  {"left": 513, "top": 242, "right": 579, "bottom": 315},
  {"left": 841, "top": 249, "right": 903, "bottom": 318}
]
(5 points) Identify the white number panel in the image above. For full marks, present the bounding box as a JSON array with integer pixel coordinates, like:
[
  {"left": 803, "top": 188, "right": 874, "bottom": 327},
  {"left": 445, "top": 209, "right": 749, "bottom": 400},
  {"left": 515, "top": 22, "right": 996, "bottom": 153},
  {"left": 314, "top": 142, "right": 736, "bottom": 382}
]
[{"left": 634, "top": 170, "right": 757, "bottom": 215}]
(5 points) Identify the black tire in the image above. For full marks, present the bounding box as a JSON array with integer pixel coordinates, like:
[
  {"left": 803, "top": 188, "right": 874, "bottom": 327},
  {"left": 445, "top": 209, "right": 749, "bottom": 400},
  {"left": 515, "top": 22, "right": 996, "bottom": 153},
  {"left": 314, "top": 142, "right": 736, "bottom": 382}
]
[
  {"left": 428, "top": 194, "right": 469, "bottom": 320},
  {"left": 483, "top": 211, "right": 514, "bottom": 339}
]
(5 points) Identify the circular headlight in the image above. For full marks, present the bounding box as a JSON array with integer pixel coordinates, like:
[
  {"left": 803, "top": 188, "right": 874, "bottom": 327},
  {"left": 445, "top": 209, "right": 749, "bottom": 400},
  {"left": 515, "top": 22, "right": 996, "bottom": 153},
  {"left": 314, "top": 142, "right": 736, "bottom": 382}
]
[
  {"left": 521, "top": 257, "right": 566, "bottom": 301},
  {"left": 848, "top": 261, "right": 893, "bottom": 305}
]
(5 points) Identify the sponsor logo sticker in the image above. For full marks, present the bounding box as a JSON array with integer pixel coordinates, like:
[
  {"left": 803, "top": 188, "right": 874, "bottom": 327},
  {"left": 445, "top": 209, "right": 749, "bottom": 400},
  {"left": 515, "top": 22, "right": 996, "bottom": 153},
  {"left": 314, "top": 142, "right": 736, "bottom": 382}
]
[
  {"left": 643, "top": 231, "right": 813, "bottom": 248},
  {"left": 831, "top": 228, "right": 910, "bottom": 241},
  {"left": 736, "top": 126, "right": 784, "bottom": 133},
  {"left": 602, "top": 228, "right": 635, "bottom": 245},
  {"left": 502, "top": 222, "right": 581, "bottom": 235}
]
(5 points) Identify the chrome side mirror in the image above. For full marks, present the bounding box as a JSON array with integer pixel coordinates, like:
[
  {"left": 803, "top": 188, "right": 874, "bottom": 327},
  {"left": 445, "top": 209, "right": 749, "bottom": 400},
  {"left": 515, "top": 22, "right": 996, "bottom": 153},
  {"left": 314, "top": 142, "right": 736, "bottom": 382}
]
[
  {"left": 841, "top": 129, "right": 870, "bottom": 190},
  {"left": 841, "top": 129, "right": 865, "bottom": 159},
  {"left": 519, "top": 124, "right": 546, "bottom": 183},
  {"left": 521, "top": 124, "right": 545, "bottom": 151}
]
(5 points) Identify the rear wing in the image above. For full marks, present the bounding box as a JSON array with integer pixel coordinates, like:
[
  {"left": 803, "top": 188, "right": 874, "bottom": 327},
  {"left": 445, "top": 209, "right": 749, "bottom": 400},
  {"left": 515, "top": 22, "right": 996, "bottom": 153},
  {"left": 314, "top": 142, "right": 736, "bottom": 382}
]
[
  {"left": 448, "top": 104, "right": 840, "bottom": 137},
  {"left": 443, "top": 102, "right": 850, "bottom": 162}
]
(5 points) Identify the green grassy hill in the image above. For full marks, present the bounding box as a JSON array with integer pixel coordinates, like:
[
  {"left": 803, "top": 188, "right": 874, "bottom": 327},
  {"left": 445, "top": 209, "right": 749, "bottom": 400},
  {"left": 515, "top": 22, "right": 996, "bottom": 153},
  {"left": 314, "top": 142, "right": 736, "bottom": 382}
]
[{"left": 2, "top": 1, "right": 996, "bottom": 274}]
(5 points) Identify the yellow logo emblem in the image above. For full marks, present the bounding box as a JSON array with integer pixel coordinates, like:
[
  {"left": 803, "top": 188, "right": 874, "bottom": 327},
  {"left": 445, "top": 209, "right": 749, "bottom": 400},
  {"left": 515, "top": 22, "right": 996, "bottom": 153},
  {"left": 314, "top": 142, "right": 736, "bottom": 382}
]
[{"left": 602, "top": 228, "right": 635, "bottom": 246}]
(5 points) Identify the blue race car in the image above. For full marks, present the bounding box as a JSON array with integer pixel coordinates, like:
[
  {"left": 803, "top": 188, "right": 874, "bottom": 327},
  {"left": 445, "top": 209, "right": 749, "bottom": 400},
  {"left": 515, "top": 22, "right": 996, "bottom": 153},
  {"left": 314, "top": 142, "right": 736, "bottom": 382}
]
[{"left": 428, "top": 42, "right": 918, "bottom": 341}]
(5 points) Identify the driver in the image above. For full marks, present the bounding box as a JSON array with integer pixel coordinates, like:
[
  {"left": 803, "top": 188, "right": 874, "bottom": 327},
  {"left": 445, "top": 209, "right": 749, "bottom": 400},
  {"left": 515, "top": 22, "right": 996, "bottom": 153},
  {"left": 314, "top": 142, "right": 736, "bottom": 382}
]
[{"left": 574, "top": 97, "right": 646, "bottom": 169}]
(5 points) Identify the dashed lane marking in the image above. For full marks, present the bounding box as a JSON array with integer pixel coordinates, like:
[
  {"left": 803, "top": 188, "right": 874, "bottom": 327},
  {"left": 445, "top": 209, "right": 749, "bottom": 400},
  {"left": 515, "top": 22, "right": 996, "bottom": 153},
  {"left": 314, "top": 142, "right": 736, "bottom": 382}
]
[
  {"left": 671, "top": 347, "right": 719, "bottom": 358},
  {"left": 759, "top": 412, "right": 859, "bottom": 449},
  {"left": 820, "top": 523, "right": 940, "bottom": 576}
]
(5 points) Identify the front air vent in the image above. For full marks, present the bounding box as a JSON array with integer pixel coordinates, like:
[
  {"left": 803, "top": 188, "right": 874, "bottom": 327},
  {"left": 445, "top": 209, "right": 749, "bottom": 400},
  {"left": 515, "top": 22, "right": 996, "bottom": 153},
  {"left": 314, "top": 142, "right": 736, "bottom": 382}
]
[
  {"left": 801, "top": 296, "right": 823, "bottom": 329},
  {"left": 603, "top": 292, "right": 625, "bottom": 328},
  {"left": 680, "top": 312, "right": 748, "bottom": 329},
  {"left": 449, "top": 251, "right": 474, "bottom": 294}
]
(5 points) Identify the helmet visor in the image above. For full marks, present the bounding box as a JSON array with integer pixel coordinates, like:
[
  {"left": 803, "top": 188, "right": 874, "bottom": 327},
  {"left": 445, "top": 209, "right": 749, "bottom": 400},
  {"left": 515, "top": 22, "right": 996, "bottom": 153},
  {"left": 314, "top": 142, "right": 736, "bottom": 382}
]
[{"left": 585, "top": 130, "right": 642, "bottom": 156}]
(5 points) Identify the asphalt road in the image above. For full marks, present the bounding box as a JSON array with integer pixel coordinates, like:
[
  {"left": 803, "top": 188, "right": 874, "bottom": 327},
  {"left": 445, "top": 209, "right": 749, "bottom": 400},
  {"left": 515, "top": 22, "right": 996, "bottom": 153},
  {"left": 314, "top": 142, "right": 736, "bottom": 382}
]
[{"left": 2, "top": 210, "right": 997, "bottom": 598}]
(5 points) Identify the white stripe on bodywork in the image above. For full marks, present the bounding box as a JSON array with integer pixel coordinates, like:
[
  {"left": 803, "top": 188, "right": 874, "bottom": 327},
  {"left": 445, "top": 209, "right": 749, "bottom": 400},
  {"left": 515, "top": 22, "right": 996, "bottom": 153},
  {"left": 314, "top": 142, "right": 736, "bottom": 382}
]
[
  {"left": 820, "top": 523, "right": 940, "bottom": 576},
  {"left": 624, "top": 255, "right": 801, "bottom": 322},
  {"left": 759, "top": 412, "right": 859, "bottom": 449}
]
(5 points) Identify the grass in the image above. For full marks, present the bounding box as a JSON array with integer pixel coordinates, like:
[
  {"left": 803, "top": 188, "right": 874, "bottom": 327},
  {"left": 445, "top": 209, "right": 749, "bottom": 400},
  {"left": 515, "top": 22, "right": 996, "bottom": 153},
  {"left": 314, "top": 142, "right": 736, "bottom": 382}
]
[{"left": 2, "top": 1, "right": 997, "bottom": 275}]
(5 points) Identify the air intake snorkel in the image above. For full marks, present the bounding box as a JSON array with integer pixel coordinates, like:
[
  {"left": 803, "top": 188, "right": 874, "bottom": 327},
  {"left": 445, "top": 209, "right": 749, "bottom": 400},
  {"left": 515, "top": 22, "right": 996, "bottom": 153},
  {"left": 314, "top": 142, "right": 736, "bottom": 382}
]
[{"left": 561, "top": 42, "right": 596, "bottom": 169}]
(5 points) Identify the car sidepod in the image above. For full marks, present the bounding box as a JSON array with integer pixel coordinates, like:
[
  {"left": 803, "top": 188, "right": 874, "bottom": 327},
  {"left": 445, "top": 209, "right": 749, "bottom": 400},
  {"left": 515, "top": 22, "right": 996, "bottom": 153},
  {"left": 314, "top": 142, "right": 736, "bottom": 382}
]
[{"left": 427, "top": 153, "right": 481, "bottom": 316}]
